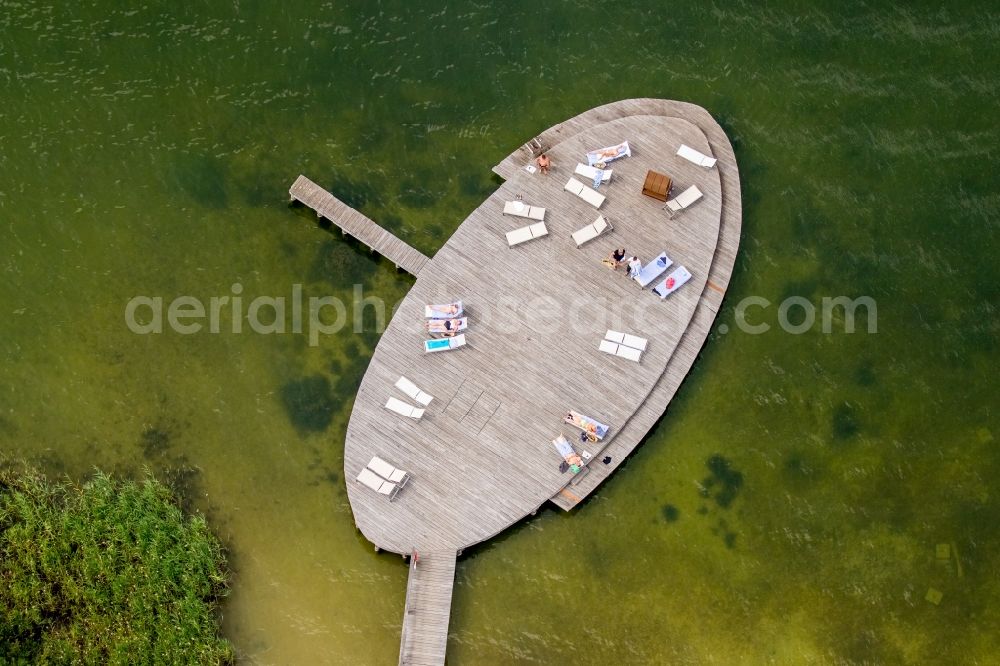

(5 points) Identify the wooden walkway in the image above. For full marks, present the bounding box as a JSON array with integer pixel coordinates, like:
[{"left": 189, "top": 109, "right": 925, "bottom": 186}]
[
  {"left": 337, "top": 99, "right": 742, "bottom": 665},
  {"left": 289, "top": 175, "right": 430, "bottom": 276},
  {"left": 398, "top": 551, "right": 457, "bottom": 666}
]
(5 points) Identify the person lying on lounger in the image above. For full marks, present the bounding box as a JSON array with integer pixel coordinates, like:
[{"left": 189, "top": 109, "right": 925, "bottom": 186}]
[
  {"left": 427, "top": 303, "right": 460, "bottom": 317},
  {"left": 426, "top": 317, "right": 466, "bottom": 337}
]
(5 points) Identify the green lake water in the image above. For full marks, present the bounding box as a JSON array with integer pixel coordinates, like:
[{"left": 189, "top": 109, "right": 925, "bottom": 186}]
[{"left": 2, "top": 2, "right": 998, "bottom": 663}]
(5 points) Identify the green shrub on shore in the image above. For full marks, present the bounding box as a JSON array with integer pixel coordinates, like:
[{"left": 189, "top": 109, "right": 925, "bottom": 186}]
[{"left": 0, "top": 465, "right": 234, "bottom": 664}]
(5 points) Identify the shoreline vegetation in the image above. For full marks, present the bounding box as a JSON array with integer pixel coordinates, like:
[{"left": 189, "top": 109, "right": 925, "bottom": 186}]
[{"left": 0, "top": 461, "right": 234, "bottom": 664}]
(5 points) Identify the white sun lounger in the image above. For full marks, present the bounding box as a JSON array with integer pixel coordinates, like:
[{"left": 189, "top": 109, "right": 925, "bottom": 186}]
[
  {"left": 598, "top": 339, "right": 643, "bottom": 362},
  {"left": 652, "top": 266, "right": 693, "bottom": 299},
  {"left": 564, "top": 177, "right": 606, "bottom": 209},
  {"left": 425, "top": 301, "right": 463, "bottom": 319},
  {"left": 424, "top": 333, "right": 466, "bottom": 353},
  {"left": 575, "top": 162, "right": 613, "bottom": 184},
  {"left": 367, "top": 456, "right": 410, "bottom": 487},
  {"left": 395, "top": 376, "right": 433, "bottom": 406},
  {"left": 676, "top": 144, "right": 718, "bottom": 169},
  {"left": 506, "top": 222, "right": 548, "bottom": 247},
  {"left": 357, "top": 468, "right": 400, "bottom": 500},
  {"left": 571, "top": 215, "right": 613, "bottom": 247},
  {"left": 605, "top": 330, "right": 648, "bottom": 352},
  {"left": 385, "top": 396, "right": 424, "bottom": 419},
  {"left": 634, "top": 252, "right": 673, "bottom": 288},
  {"left": 664, "top": 185, "right": 703, "bottom": 216},
  {"left": 503, "top": 200, "right": 546, "bottom": 220}
]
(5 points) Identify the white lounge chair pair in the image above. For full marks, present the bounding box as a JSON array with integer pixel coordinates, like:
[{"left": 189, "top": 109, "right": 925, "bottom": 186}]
[
  {"left": 424, "top": 334, "right": 466, "bottom": 353},
  {"left": 664, "top": 185, "right": 703, "bottom": 217},
  {"left": 564, "top": 177, "right": 606, "bottom": 209},
  {"left": 502, "top": 200, "right": 546, "bottom": 220},
  {"left": 574, "top": 163, "right": 612, "bottom": 188},
  {"left": 356, "top": 455, "right": 410, "bottom": 501},
  {"left": 385, "top": 376, "right": 434, "bottom": 420},
  {"left": 651, "top": 266, "right": 692, "bottom": 299},
  {"left": 633, "top": 252, "right": 673, "bottom": 288},
  {"left": 599, "top": 330, "right": 648, "bottom": 363},
  {"left": 571, "top": 215, "right": 613, "bottom": 247},
  {"left": 506, "top": 222, "right": 548, "bottom": 247},
  {"left": 676, "top": 144, "right": 718, "bottom": 169}
]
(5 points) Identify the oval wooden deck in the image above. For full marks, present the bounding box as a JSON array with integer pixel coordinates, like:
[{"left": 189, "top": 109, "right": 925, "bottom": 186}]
[{"left": 344, "top": 99, "right": 741, "bottom": 555}]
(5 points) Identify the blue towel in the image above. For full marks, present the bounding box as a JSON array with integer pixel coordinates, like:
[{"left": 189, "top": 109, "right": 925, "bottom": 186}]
[{"left": 592, "top": 171, "right": 602, "bottom": 189}]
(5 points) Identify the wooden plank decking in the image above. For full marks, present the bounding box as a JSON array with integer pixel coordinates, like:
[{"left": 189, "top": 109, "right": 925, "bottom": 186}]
[
  {"left": 534, "top": 99, "right": 743, "bottom": 509},
  {"left": 335, "top": 99, "right": 741, "bottom": 666},
  {"left": 289, "top": 175, "right": 430, "bottom": 276},
  {"left": 398, "top": 551, "right": 457, "bottom": 666}
]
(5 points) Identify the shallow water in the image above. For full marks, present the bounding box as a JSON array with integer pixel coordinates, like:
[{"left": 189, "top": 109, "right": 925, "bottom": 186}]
[{"left": 2, "top": 2, "right": 998, "bottom": 664}]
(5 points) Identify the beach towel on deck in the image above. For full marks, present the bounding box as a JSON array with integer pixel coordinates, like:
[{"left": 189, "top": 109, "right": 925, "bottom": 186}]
[{"left": 652, "top": 266, "right": 692, "bottom": 299}]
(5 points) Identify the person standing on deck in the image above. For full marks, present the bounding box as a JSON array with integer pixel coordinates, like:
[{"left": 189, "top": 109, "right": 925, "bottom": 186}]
[
  {"left": 626, "top": 256, "right": 642, "bottom": 279},
  {"left": 536, "top": 153, "right": 551, "bottom": 174}
]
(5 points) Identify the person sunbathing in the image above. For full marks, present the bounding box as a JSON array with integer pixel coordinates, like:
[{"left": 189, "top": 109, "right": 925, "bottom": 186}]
[
  {"left": 428, "top": 303, "right": 460, "bottom": 316},
  {"left": 426, "top": 318, "right": 462, "bottom": 337}
]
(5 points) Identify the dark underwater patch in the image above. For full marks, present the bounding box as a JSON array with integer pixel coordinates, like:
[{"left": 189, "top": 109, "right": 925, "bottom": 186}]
[
  {"left": 854, "top": 359, "right": 876, "bottom": 386},
  {"left": 661, "top": 504, "right": 680, "bottom": 522},
  {"left": 141, "top": 425, "right": 172, "bottom": 459},
  {"left": 329, "top": 175, "right": 377, "bottom": 211},
  {"left": 280, "top": 374, "right": 337, "bottom": 434},
  {"left": 702, "top": 455, "right": 744, "bottom": 509},
  {"left": 832, "top": 402, "right": 860, "bottom": 440},
  {"left": 309, "top": 237, "right": 380, "bottom": 287}
]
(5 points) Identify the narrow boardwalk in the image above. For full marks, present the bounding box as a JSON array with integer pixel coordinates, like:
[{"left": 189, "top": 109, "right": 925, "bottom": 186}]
[
  {"left": 289, "top": 174, "right": 430, "bottom": 276},
  {"left": 398, "top": 551, "right": 457, "bottom": 666}
]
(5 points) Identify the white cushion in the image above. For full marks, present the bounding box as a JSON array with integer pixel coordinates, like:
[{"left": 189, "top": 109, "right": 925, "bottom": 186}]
[
  {"left": 616, "top": 346, "right": 642, "bottom": 362},
  {"left": 506, "top": 226, "right": 533, "bottom": 246},
  {"left": 578, "top": 185, "right": 606, "bottom": 209},
  {"left": 564, "top": 177, "right": 585, "bottom": 195},
  {"left": 621, "top": 334, "right": 647, "bottom": 351}
]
